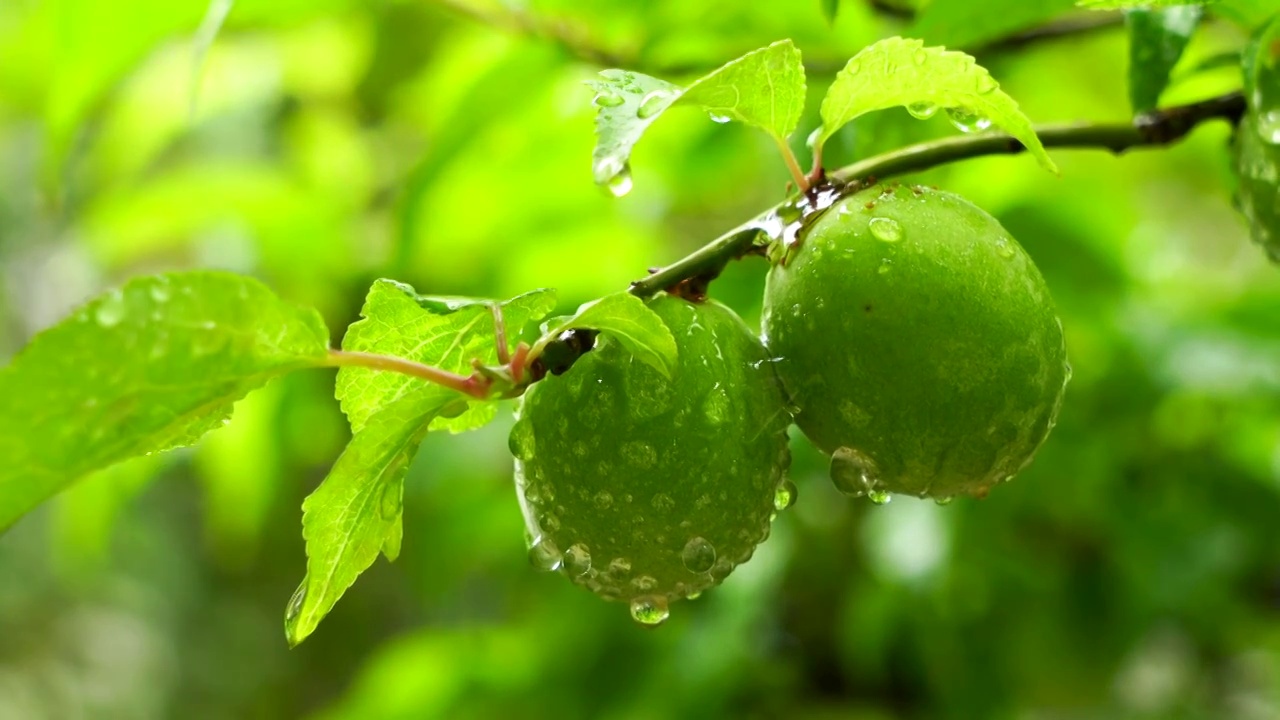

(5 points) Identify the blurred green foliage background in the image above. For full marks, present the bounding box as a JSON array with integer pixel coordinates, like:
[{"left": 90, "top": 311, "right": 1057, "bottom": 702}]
[{"left": 1, "top": 0, "right": 1279, "bottom": 718}]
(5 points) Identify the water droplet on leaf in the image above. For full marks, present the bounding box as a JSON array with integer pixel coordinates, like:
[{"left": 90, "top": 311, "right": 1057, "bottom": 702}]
[
  {"left": 594, "top": 91, "right": 625, "bottom": 107},
  {"left": 637, "top": 90, "right": 671, "bottom": 119},
  {"left": 285, "top": 583, "right": 306, "bottom": 623},
  {"left": 946, "top": 108, "right": 992, "bottom": 133},
  {"left": 95, "top": 291, "right": 125, "bottom": 328},
  {"left": 606, "top": 167, "right": 633, "bottom": 197},
  {"left": 906, "top": 102, "right": 938, "bottom": 120},
  {"left": 868, "top": 217, "right": 903, "bottom": 242},
  {"left": 708, "top": 111, "right": 731, "bottom": 124}
]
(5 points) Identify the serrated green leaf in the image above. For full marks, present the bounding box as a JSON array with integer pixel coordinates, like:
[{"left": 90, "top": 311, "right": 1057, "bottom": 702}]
[
  {"left": 909, "top": 0, "right": 1077, "bottom": 50},
  {"left": 1079, "top": 0, "right": 1219, "bottom": 9},
  {"left": 0, "top": 271, "right": 330, "bottom": 532},
  {"left": 1127, "top": 6, "right": 1203, "bottom": 113},
  {"left": 817, "top": 37, "right": 1058, "bottom": 173},
  {"left": 285, "top": 386, "right": 459, "bottom": 647},
  {"left": 586, "top": 40, "right": 805, "bottom": 188},
  {"left": 534, "top": 293, "right": 678, "bottom": 378},
  {"left": 336, "top": 281, "right": 555, "bottom": 435}
]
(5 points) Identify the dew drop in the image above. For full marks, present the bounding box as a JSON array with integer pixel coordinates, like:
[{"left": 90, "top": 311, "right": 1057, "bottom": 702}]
[
  {"left": 681, "top": 537, "right": 717, "bottom": 573},
  {"left": 285, "top": 583, "right": 306, "bottom": 623},
  {"left": 994, "top": 237, "right": 1016, "bottom": 259},
  {"left": 95, "top": 291, "right": 125, "bottom": 328},
  {"left": 830, "top": 446, "right": 881, "bottom": 497},
  {"left": 935, "top": 496, "right": 954, "bottom": 506},
  {"left": 608, "top": 557, "right": 632, "bottom": 577},
  {"left": 709, "top": 558, "right": 734, "bottom": 581},
  {"left": 868, "top": 490, "right": 892, "bottom": 505},
  {"left": 563, "top": 543, "right": 592, "bottom": 577},
  {"left": 528, "top": 536, "right": 563, "bottom": 572},
  {"left": 623, "top": 441, "right": 657, "bottom": 469},
  {"left": 877, "top": 259, "right": 892, "bottom": 275},
  {"left": 946, "top": 107, "right": 992, "bottom": 133},
  {"left": 637, "top": 90, "right": 671, "bottom": 119},
  {"left": 687, "top": 591, "right": 702, "bottom": 600},
  {"left": 708, "top": 111, "right": 731, "bottom": 124},
  {"left": 773, "top": 479, "right": 797, "bottom": 511},
  {"left": 868, "top": 217, "right": 903, "bottom": 242},
  {"left": 631, "top": 575, "right": 658, "bottom": 592},
  {"left": 593, "top": 491, "right": 614, "bottom": 510},
  {"left": 538, "top": 511, "right": 561, "bottom": 532},
  {"left": 630, "top": 595, "right": 669, "bottom": 626},
  {"left": 906, "top": 102, "right": 938, "bottom": 120},
  {"left": 651, "top": 493, "right": 675, "bottom": 511},
  {"left": 594, "top": 91, "right": 625, "bottom": 107},
  {"left": 606, "top": 167, "right": 634, "bottom": 197},
  {"left": 508, "top": 420, "right": 535, "bottom": 460}
]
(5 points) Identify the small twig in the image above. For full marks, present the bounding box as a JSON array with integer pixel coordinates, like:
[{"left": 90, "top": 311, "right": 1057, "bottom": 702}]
[
  {"left": 629, "top": 91, "right": 1246, "bottom": 300},
  {"left": 325, "top": 349, "right": 491, "bottom": 398}
]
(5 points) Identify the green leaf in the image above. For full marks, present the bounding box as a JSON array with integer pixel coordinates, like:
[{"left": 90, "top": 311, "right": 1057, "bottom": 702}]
[
  {"left": 821, "top": 0, "right": 840, "bottom": 24},
  {"left": 1079, "top": 0, "right": 1219, "bottom": 9},
  {"left": 816, "top": 37, "right": 1059, "bottom": 173},
  {"left": 534, "top": 293, "right": 678, "bottom": 378},
  {"left": 1234, "top": 13, "right": 1280, "bottom": 261},
  {"left": 586, "top": 40, "right": 805, "bottom": 189},
  {"left": 1127, "top": 6, "right": 1203, "bottom": 113},
  {"left": 336, "top": 281, "right": 555, "bottom": 435},
  {"left": 909, "top": 0, "right": 1077, "bottom": 50},
  {"left": 0, "top": 271, "right": 330, "bottom": 532},
  {"left": 285, "top": 386, "right": 460, "bottom": 647}
]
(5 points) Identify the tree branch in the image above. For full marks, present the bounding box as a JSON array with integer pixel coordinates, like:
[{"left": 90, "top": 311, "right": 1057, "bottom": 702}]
[{"left": 630, "top": 91, "right": 1246, "bottom": 299}]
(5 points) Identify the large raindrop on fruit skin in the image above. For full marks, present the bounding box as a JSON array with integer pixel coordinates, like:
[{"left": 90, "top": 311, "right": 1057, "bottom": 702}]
[
  {"left": 511, "top": 294, "right": 792, "bottom": 622},
  {"left": 762, "top": 184, "right": 1068, "bottom": 501}
]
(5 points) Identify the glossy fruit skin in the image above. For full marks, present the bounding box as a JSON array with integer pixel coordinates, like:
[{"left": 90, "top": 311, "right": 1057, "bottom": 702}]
[
  {"left": 511, "top": 294, "right": 790, "bottom": 605},
  {"left": 763, "top": 184, "right": 1068, "bottom": 500}
]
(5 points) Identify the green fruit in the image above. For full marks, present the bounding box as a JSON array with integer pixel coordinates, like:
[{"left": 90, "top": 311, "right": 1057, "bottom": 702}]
[
  {"left": 1235, "top": 111, "right": 1280, "bottom": 262},
  {"left": 511, "top": 294, "right": 791, "bottom": 623},
  {"left": 763, "top": 184, "right": 1068, "bottom": 501}
]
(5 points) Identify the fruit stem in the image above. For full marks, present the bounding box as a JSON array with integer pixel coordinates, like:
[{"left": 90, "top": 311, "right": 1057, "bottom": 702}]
[
  {"left": 628, "top": 90, "right": 1247, "bottom": 300},
  {"left": 325, "top": 350, "right": 493, "bottom": 399},
  {"left": 775, "top": 136, "right": 810, "bottom": 193}
]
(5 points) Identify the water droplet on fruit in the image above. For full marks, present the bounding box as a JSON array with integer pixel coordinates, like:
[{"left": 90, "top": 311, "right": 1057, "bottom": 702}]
[
  {"left": 608, "top": 557, "right": 632, "bottom": 577},
  {"left": 708, "top": 111, "right": 731, "bottom": 124},
  {"left": 95, "top": 291, "right": 125, "bottom": 327},
  {"left": 994, "top": 237, "right": 1016, "bottom": 259},
  {"left": 563, "top": 543, "right": 592, "bottom": 577},
  {"left": 593, "top": 491, "right": 613, "bottom": 510},
  {"left": 830, "top": 446, "right": 881, "bottom": 497},
  {"left": 379, "top": 481, "right": 402, "bottom": 520},
  {"left": 868, "top": 217, "right": 903, "bottom": 242},
  {"left": 637, "top": 90, "right": 671, "bottom": 119},
  {"left": 878, "top": 259, "right": 892, "bottom": 275},
  {"left": 935, "top": 496, "right": 954, "bottom": 506},
  {"left": 623, "top": 441, "right": 657, "bottom": 469},
  {"left": 538, "top": 511, "right": 560, "bottom": 532},
  {"left": 652, "top": 493, "right": 675, "bottom": 511},
  {"left": 868, "top": 490, "right": 892, "bottom": 505},
  {"left": 681, "top": 537, "right": 717, "bottom": 573},
  {"left": 630, "top": 595, "right": 669, "bottom": 626},
  {"left": 632, "top": 575, "right": 658, "bottom": 592},
  {"left": 774, "top": 479, "right": 797, "bottom": 510},
  {"left": 528, "top": 536, "right": 563, "bottom": 572},
  {"left": 946, "top": 108, "right": 992, "bottom": 133},
  {"left": 594, "top": 91, "right": 624, "bottom": 107},
  {"left": 906, "top": 102, "right": 937, "bottom": 120},
  {"left": 687, "top": 591, "right": 701, "bottom": 600},
  {"left": 709, "top": 558, "right": 734, "bottom": 580},
  {"left": 606, "top": 168, "right": 633, "bottom": 197},
  {"left": 508, "top": 420, "right": 535, "bottom": 460}
]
